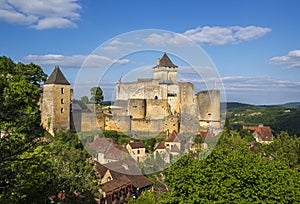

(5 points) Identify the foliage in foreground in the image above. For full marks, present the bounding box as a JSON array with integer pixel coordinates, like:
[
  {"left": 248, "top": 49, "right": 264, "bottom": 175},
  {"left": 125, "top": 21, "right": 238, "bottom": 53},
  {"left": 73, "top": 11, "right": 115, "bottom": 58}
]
[
  {"left": 0, "top": 57, "right": 99, "bottom": 203},
  {"left": 133, "top": 131, "right": 300, "bottom": 204},
  {"left": 157, "top": 132, "right": 300, "bottom": 204}
]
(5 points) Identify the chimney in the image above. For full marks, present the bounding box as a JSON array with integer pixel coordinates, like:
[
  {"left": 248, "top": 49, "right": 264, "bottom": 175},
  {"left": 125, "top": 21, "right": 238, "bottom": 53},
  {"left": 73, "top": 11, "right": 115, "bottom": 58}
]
[
  {"left": 258, "top": 124, "right": 264, "bottom": 128},
  {"left": 157, "top": 58, "right": 160, "bottom": 65}
]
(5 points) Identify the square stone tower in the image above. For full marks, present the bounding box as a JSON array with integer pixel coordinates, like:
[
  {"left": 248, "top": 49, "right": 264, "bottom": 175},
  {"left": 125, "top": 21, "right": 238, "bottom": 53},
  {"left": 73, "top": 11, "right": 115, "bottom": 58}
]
[
  {"left": 153, "top": 53, "right": 178, "bottom": 82},
  {"left": 41, "top": 66, "right": 71, "bottom": 135}
]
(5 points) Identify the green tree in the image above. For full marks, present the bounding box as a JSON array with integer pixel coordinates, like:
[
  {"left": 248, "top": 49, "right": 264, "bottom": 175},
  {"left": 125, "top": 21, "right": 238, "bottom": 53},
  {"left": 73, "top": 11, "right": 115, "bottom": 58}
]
[
  {"left": 81, "top": 95, "right": 89, "bottom": 104},
  {"left": 0, "top": 56, "right": 48, "bottom": 203},
  {"left": 159, "top": 131, "right": 300, "bottom": 203},
  {"left": 224, "top": 117, "right": 232, "bottom": 133},
  {"left": 45, "top": 131, "right": 100, "bottom": 203},
  {"left": 263, "top": 131, "right": 300, "bottom": 169},
  {"left": 90, "top": 87, "right": 103, "bottom": 105}
]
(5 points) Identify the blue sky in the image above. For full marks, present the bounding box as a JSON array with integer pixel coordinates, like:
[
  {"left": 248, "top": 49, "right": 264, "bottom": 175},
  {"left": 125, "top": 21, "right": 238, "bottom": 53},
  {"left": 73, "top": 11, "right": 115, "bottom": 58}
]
[{"left": 1, "top": 0, "right": 300, "bottom": 104}]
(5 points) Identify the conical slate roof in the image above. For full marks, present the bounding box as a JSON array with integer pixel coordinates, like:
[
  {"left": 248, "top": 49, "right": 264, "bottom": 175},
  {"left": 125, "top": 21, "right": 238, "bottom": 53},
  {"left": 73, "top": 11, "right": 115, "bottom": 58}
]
[
  {"left": 155, "top": 53, "right": 178, "bottom": 68},
  {"left": 44, "top": 66, "right": 70, "bottom": 85}
]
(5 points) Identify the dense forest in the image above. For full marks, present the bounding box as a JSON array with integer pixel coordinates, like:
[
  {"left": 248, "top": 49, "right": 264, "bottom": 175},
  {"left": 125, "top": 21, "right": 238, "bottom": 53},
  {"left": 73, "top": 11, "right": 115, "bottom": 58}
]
[
  {"left": 1, "top": 56, "right": 300, "bottom": 203},
  {"left": 225, "top": 103, "right": 300, "bottom": 137}
]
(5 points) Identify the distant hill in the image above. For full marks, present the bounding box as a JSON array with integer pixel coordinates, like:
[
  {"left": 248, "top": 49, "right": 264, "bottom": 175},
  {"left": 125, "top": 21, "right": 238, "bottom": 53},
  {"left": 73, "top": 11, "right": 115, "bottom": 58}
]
[
  {"left": 226, "top": 103, "right": 300, "bottom": 137},
  {"left": 280, "top": 102, "right": 300, "bottom": 109},
  {"left": 223, "top": 102, "right": 300, "bottom": 109},
  {"left": 221, "top": 102, "right": 254, "bottom": 109}
]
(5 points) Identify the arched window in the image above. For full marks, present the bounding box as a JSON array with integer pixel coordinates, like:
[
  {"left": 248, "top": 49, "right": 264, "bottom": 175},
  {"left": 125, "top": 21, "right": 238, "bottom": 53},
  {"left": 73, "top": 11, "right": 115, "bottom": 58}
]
[{"left": 154, "top": 96, "right": 158, "bottom": 100}]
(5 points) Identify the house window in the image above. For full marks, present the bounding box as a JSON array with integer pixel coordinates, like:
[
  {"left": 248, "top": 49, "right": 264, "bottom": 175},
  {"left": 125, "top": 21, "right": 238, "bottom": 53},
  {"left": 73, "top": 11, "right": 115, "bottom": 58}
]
[
  {"left": 107, "top": 176, "right": 112, "bottom": 182},
  {"left": 154, "top": 96, "right": 158, "bottom": 100},
  {"left": 61, "top": 88, "right": 64, "bottom": 94},
  {"left": 61, "top": 108, "right": 64, "bottom": 113},
  {"left": 137, "top": 149, "right": 140, "bottom": 154},
  {"left": 61, "top": 99, "right": 64, "bottom": 104}
]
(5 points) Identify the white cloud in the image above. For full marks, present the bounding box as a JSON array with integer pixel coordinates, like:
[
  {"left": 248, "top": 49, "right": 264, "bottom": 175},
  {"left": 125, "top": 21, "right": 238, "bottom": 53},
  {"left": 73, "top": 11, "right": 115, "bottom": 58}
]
[
  {"left": 219, "top": 75, "right": 300, "bottom": 104},
  {"left": 24, "top": 54, "right": 130, "bottom": 67},
  {"left": 221, "top": 76, "right": 300, "bottom": 91},
  {"left": 32, "top": 17, "right": 76, "bottom": 29},
  {"left": 269, "top": 50, "right": 300, "bottom": 69},
  {"left": 183, "top": 26, "right": 271, "bottom": 45},
  {"left": 143, "top": 26, "right": 270, "bottom": 46},
  {"left": 144, "top": 33, "right": 193, "bottom": 47},
  {"left": 101, "top": 38, "right": 137, "bottom": 53},
  {"left": 0, "top": 0, "right": 81, "bottom": 29}
]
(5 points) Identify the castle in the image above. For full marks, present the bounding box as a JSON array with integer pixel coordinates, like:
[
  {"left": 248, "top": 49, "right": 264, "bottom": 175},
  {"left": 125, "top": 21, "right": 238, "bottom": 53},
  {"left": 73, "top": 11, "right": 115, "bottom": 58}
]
[{"left": 40, "top": 53, "right": 221, "bottom": 136}]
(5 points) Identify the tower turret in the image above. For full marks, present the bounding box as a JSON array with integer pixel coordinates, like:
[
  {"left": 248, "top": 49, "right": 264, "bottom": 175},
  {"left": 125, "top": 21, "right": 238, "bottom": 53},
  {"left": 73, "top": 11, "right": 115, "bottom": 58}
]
[
  {"left": 153, "top": 53, "right": 178, "bottom": 82},
  {"left": 41, "top": 66, "right": 71, "bottom": 135}
]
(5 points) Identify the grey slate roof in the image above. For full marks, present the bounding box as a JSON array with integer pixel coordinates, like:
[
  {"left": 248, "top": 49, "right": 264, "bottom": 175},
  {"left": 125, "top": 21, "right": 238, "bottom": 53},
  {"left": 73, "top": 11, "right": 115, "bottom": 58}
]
[
  {"left": 44, "top": 66, "right": 70, "bottom": 85},
  {"left": 156, "top": 53, "right": 178, "bottom": 68}
]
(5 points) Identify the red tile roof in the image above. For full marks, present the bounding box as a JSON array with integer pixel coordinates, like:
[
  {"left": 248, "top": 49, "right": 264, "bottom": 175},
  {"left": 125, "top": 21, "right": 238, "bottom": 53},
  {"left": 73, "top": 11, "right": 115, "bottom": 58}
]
[
  {"left": 105, "top": 144, "right": 128, "bottom": 160},
  {"left": 104, "top": 159, "right": 142, "bottom": 176},
  {"left": 89, "top": 137, "right": 112, "bottom": 153},
  {"left": 170, "top": 144, "right": 180, "bottom": 153},
  {"left": 94, "top": 161, "right": 108, "bottom": 177},
  {"left": 96, "top": 159, "right": 153, "bottom": 193},
  {"left": 100, "top": 175, "right": 131, "bottom": 193},
  {"left": 244, "top": 125, "right": 273, "bottom": 141},
  {"left": 155, "top": 142, "right": 166, "bottom": 150},
  {"left": 128, "top": 141, "right": 146, "bottom": 149},
  {"left": 165, "top": 130, "right": 185, "bottom": 142}
]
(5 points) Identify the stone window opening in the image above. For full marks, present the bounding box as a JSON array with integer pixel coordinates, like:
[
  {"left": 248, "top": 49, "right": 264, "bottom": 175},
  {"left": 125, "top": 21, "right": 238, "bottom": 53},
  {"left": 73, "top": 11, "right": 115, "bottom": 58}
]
[
  {"left": 61, "top": 88, "right": 64, "bottom": 94},
  {"left": 61, "top": 108, "right": 64, "bottom": 113},
  {"left": 61, "top": 99, "right": 64, "bottom": 104},
  {"left": 154, "top": 96, "right": 158, "bottom": 100},
  {"left": 137, "top": 149, "right": 140, "bottom": 154},
  {"left": 208, "top": 113, "right": 212, "bottom": 116}
]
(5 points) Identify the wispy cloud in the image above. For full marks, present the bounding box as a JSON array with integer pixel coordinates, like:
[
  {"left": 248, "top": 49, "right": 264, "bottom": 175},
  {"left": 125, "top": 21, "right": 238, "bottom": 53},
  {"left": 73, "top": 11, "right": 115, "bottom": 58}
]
[
  {"left": 221, "top": 76, "right": 300, "bottom": 91},
  {"left": 183, "top": 26, "right": 271, "bottom": 45},
  {"left": 0, "top": 0, "right": 81, "bottom": 29},
  {"left": 143, "top": 33, "right": 192, "bottom": 47},
  {"left": 269, "top": 50, "right": 300, "bottom": 69},
  {"left": 24, "top": 54, "right": 130, "bottom": 67},
  {"left": 144, "top": 26, "right": 271, "bottom": 46},
  {"left": 101, "top": 38, "right": 137, "bottom": 52}
]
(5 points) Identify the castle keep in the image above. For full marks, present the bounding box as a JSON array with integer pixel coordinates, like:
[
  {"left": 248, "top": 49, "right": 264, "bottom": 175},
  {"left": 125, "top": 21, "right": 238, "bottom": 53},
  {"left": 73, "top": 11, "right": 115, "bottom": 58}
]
[
  {"left": 107, "top": 53, "right": 221, "bottom": 135},
  {"left": 41, "top": 53, "right": 221, "bottom": 136}
]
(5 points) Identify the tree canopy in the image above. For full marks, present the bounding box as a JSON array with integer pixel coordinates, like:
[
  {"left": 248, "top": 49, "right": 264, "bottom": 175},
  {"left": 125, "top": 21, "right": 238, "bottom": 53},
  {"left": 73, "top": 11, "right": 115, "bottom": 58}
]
[
  {"left": 90, "top": 86, "right": 103, "bottom": 105},
  {"left": 157, "top": 131, "right": 300, "bottom": 203},
  {"left": 0, "top": 57, "right": 100, "bottom": 203}
]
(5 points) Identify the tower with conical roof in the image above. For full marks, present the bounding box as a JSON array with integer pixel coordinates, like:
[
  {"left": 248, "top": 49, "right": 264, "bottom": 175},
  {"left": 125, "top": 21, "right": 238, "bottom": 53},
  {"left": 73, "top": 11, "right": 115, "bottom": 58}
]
[
  {"left": 153, "top": 53, "right": 178, "bottom": 82},
  {"left": 41, "top": 66, "right": 71, "bottom": 135}
]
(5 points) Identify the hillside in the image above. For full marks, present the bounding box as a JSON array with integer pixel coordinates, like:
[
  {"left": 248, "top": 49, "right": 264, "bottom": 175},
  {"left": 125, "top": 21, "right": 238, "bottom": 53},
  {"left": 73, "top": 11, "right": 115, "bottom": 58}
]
[{"left": 226, "top": 102, "right": 300, "bottom": 137}]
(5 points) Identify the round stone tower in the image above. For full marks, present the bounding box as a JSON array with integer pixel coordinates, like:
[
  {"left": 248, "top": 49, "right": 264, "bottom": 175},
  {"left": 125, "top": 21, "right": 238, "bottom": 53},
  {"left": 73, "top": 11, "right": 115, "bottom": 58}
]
[
  {"left": 41, "top": 66, "right": 71, "bottom": 135},
  {"left": 196, "top": 90, "right": 220, "bottom": 129}
]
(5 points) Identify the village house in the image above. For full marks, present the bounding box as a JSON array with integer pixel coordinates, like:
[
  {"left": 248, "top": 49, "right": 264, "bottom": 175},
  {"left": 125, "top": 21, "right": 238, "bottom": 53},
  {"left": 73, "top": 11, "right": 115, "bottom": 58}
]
[
  {"left": 243, "top": 124, "right": 274, "bottom": 144},
  {"left": 126, "top": 141, "right": 146, "bottom": 162},
  {"left": 89, "top": 137, "right": 129, "bottom": 164},
  {"left": 95, "top": 159, "right": 152, "bottom": 204},
  {"left": 154, "top": 130, "right": 186, "bottom": 163}
]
